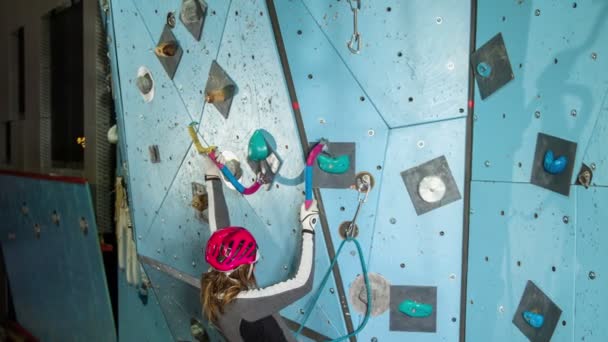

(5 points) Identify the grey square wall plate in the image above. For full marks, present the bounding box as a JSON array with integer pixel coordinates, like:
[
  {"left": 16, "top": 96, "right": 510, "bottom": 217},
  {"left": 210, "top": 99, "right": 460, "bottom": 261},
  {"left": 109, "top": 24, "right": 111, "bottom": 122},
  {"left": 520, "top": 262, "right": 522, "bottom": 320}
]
[
  {"left": 401, "top": 155, "right": 461, "bottom": 216},
  {"left": 180, "top": 0, "right": 207, "bottom": 41},
  {"left": 389, "top": 285, "right": 437, "bottom": 332},
  {"left": 155, "top": 25, "right": 183, "bottom": 80},
  {"left": 530, "top": 133, "right": 577, "bottom": 196},
  {"left": 204, "top": 61, "right": 237, "bottom": 119},
  {"left": 512, "top": 280, "right": 562, "bottom": 342},
  {"left": 470, "top": 33, "right": 514, "bottom": 100}
]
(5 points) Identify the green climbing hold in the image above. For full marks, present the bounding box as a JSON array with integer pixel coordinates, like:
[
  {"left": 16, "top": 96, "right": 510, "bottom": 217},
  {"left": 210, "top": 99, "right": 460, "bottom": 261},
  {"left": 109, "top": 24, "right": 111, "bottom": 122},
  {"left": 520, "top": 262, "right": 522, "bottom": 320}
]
[
  {"left": 317, "top": 154, "right": 350, "bottom": 174},
  {"left": 248, "top": 130, "right": 269, "bottom": 161},
  {"left": 399, "top": 300, "right": 433, "bottom": 318}
]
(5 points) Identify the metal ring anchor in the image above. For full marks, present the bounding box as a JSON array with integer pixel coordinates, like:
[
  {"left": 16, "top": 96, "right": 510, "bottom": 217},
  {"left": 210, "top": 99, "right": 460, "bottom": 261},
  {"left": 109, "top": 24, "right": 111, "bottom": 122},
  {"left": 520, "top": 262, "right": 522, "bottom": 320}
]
[{"left": 347, "top": 0, "right": 362, "bottom": 54}]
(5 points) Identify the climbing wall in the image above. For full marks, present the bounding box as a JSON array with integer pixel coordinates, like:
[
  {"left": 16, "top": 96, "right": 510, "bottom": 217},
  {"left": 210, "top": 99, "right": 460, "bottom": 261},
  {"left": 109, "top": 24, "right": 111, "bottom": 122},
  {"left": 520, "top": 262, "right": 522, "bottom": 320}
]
[
  {"left": 467, "top": 1, "right": 608, "bottom": 342},
  {"left": 0, "top": 172, "right": 116, "bottom": 342},
  {"left": 104, "top": 0, "right": 472, "bottom": 340}
]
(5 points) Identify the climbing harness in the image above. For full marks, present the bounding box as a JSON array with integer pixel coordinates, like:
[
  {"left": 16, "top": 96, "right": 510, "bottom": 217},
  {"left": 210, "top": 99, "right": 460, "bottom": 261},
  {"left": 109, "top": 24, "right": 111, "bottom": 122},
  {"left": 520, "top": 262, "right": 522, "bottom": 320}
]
[
  {"left": 347, "top": 0, "right": 362, "bottom": 54},
  {"left": 296, "top": 147, "right": 373, "bottom": 341},
  {"left": 187, "top": 123, "right": 265, "bottom": 195}
]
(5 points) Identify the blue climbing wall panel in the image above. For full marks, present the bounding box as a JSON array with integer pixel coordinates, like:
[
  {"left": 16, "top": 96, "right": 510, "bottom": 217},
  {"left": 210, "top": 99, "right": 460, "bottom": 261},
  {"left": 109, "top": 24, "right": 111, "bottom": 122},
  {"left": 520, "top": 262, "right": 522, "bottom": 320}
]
[
  {"left": 274, "top": 1, "right": 469, "bottom": 341},
  {"left": 118, "top": 270, "right": 174, "bottom": 342},
  {"left": 0, "top": 173, "right": 116, "bottom": 342},
  {"left": 105, "top": 0, "right": 471, "bottom": 340},
  {"left": 107, "top": 0, "right": 346, "bottom": 339},
  {"left": 467, "top": 1, "right": 608, "bottom": 342}
]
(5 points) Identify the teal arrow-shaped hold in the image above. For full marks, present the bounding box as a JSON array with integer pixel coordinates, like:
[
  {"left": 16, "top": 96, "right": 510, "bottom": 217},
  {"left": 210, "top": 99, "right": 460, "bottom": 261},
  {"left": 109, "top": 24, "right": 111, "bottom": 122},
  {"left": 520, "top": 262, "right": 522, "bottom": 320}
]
[
  {"left": 317, "top": 154, "right": 350, "bottom": 174},
  {"left": 399, "top": 299, "right": 433, "bottom": 318}
]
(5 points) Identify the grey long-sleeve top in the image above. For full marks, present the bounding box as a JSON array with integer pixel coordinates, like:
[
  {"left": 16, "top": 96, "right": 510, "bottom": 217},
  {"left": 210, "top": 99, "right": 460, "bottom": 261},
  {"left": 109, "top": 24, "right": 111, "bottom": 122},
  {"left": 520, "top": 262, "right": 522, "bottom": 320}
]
[{"left": 205, "top": 175, "right": 315, "bottom": 342}]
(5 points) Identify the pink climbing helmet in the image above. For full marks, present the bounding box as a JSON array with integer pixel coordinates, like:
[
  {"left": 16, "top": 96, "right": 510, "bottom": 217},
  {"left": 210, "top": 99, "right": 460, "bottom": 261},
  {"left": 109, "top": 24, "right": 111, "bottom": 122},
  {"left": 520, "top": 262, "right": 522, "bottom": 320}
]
[{"left": 205, "top": 227, "right": 259, "bottom": 272}]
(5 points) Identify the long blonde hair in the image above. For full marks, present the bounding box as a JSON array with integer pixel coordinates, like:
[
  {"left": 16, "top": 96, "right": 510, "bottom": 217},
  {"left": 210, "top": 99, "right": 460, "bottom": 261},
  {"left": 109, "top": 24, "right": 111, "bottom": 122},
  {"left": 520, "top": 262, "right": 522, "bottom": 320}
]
[{"left": 200, "top": 265, "right": 256, "bottom": 323}]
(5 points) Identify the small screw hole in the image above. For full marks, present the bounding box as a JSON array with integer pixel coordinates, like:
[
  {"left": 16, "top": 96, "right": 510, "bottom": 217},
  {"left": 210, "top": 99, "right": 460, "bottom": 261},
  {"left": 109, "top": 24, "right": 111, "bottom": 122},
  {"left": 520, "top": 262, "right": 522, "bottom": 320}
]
[
  {"left": 408, "top": 97, "right": 414, "bottom": 102},
  {"left": 387, "top": 7, "right": 392, "bottom": 12},
  {"left": 360, "top": 96, "right": 365, "bottom": 102},
  {"left": 517, "top": 261, "right": 522, "bottom": 267},
  {"left": 552, "top": 266, "right": 556, "bottom": 272},
  {"left": 297, "top": 30, "right": 302, "bottom": 35},
  {"left": 307, "top": 74, "right": 313, "bottom": 79}
]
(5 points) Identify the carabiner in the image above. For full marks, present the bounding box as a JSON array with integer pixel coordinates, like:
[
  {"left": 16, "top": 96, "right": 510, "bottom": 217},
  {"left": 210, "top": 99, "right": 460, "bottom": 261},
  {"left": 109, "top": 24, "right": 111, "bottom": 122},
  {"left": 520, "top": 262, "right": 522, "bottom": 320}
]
[
  {"left": 347, "top": 0, "right": 362, "bottom": 54},
  {"left": 346, "top": 174, "right": 371, "bottom": 237},
  {"left": 347, "top": 33, "right": 361, "bottom": 54}
]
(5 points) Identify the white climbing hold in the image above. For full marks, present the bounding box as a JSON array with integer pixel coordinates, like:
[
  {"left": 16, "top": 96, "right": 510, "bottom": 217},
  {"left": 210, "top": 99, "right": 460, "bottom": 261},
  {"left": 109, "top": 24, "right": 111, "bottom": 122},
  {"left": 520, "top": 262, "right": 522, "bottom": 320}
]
[
  {"left": 107, "top": 124, "right": 118, "bottom": 144},
  {"left": 136, "top": 66, "right": 155, "bottom": 103},
  {"left": 418, "top": 175, "right": 447, "bottom": 203}
]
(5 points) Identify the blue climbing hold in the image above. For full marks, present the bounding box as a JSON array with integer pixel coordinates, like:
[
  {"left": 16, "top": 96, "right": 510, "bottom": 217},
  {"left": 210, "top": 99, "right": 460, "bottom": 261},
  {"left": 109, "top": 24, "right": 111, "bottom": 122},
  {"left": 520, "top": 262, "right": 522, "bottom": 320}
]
[
  {"left": 543, "top": 150, "right": 568, "bottom": 175},
  {"left": 476, "top": 62, "right": 492, "bottom": 78},
  {"left": 523, "top": 311, "right": 544, "bottom": 328}
]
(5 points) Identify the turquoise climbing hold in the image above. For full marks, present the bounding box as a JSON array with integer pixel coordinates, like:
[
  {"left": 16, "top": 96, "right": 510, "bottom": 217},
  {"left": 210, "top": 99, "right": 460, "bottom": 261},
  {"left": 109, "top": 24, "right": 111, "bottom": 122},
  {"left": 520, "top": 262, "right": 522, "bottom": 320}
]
[
  {"left": 523, "top": 311, "right": 544, "bottom": 328},
  {"left": 317, "top": 154, "right": 350, "bottom": 174},
  {"left": 543, "top": 150, "right": 567, "bottom": 175},
  {"left": 398, "top": 300, "right": 433, "bottom": 318},
  {"left": 248, "top": 130, "right": 269, "bottom": 161},
  {"left": 476, "top": 62, "right": 492, "bottom": 78}
]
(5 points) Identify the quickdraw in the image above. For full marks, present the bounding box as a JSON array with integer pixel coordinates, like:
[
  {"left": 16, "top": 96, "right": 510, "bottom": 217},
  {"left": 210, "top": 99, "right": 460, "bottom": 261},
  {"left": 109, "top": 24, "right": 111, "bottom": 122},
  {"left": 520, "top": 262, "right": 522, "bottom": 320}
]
[{"left": 188, "top": 123, "right": 265, "bottom": 195}]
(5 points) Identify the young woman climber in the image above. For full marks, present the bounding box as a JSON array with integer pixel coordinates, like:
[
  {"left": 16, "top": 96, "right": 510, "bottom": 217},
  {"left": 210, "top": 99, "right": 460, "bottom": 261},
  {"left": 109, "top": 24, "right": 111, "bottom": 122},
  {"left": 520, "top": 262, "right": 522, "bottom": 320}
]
[{"left": 199, "top": 156, "right": 319, "bottom": 342}]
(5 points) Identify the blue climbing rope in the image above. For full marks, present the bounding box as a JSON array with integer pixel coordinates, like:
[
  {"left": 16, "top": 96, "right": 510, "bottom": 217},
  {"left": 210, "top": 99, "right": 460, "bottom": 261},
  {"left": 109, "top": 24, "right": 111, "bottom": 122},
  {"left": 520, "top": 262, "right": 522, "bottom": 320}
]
[{"left": 295, "top": 236, "right": 372, "bottom": 341}]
